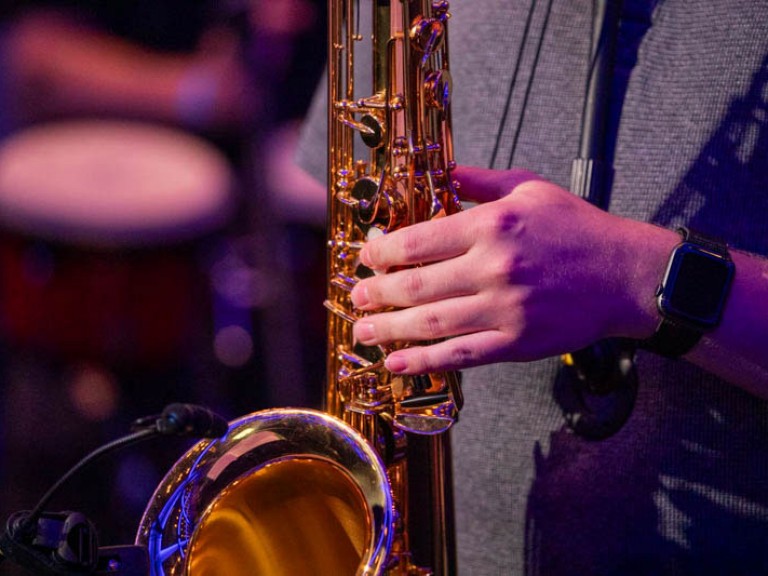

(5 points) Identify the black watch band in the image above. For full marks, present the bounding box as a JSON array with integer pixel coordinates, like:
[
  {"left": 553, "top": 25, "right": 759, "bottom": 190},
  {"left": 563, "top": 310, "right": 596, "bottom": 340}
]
[
  {"left": 680, "top": 227, "right": 729, "bottom": 257},
  {"left": 640, "top": 227, "right": 734, "bottom": 358},
  {"left": 641, "top": 316, "right": 703, "bottom": 358}
]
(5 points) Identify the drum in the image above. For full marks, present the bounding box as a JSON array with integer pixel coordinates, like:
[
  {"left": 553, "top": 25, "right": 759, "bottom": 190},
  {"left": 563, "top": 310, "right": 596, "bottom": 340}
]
[{"left": 0, "top": 120, "right": 234, "bottom": 366}]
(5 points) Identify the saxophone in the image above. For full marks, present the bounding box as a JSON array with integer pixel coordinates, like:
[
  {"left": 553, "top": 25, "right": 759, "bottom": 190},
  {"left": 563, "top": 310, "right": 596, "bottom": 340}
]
[{"left": 135, "top": 1, "right": 462, "bottom": 574}]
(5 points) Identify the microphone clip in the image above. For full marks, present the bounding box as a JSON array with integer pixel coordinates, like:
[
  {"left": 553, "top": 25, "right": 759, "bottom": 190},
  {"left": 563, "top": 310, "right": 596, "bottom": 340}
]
[
  {"left": 1, "top": 510, "right": 148, "bottom": 575},
  {"left": 1, "top": 510, "right": 97, "bottom": 574}
]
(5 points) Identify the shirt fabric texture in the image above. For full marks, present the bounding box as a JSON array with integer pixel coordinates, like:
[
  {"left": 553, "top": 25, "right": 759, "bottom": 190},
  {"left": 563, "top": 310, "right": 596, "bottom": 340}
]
[{"left": 298, "top": 1, "right": 768, "bottom": 573}]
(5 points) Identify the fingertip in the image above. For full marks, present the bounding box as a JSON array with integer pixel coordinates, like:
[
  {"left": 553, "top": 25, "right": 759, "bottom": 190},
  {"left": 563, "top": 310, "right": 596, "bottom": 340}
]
[
  {"left": 354, "top": 321, "right": 376, "bottom": 345},
  {"left": 384, "top": 353, "right": 408, "bottom": 374},
  {"left": 350, "top": 283, "right": 370, "bottom": 308},
  {"left": 359, "top": 244, "right": 373, "bottom": 268}
]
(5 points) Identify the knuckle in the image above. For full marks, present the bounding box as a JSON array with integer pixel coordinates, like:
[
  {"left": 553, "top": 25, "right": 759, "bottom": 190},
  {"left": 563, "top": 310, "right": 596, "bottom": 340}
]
[
  {"left": 420, "top": 309, "right": 444, "bottom": 340},
  {"left": 448, "top": 342, "right": 476, "bottom": 369},
  {"left": 486, "top": 206, "right": 521, "bottom": 236},
  {"left": 404, "top": 269, "right": 425, "bottom": 301},
  {"left": 400, "top": 228, "right": 422, "bottom": 261}
]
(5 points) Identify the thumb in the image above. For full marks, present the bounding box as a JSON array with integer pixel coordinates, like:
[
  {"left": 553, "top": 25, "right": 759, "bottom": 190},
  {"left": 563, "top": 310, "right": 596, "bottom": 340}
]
[{"left": 454, "top": 165, "right": 543, "bottom": 204}]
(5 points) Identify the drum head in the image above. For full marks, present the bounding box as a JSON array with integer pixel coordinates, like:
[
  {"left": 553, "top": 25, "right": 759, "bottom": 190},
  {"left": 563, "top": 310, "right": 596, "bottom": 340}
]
[{"left": 0, "top": 120, "right": 234, "bottom": 248}]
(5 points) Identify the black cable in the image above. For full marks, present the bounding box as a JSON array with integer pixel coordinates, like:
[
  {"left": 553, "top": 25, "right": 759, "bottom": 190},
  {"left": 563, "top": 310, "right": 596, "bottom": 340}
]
[
  {"left": 17, "top": 428, "right": 158, "bottom": 538},
  {"left": 506, "top": 0, "right": 555, "bottom": 170},
  {"left": 489, "top": 0, "right": 537, "bottom": 169}
]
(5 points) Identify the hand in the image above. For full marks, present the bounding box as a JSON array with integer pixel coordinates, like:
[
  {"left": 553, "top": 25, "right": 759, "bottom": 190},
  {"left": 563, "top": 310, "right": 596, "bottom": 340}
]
[{"left": 350, "top": 166, "right": 669, "bottom": 375}]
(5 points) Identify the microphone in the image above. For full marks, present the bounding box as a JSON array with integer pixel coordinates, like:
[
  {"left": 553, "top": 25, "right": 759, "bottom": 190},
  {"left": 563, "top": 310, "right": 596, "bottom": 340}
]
[
  {"left": 0, "top": 403, "right": 229, "bottom": 575},
  {"left": 559, "top": 0, "right": 639, "bottom": 440},
  {"left": 156, "top": 403, "right": 230, "bottom": 438}
]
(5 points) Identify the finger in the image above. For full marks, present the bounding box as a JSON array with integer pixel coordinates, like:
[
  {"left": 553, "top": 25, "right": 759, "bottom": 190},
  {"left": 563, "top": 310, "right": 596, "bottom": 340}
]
[
  {"left": 454, "top": 165, "right": 543, "bottom": 204},
  {"left": 361, "top": 209, "right": 475, "bottom": 270},
  {"left": 383, "top": 331, "right": 513, "bottom": 374},
  {"left": 353, "top": 295, "right": 491, "bottom": 345},
  {"left": 352, "top": 254, "right": 476, "bottom": 310}
]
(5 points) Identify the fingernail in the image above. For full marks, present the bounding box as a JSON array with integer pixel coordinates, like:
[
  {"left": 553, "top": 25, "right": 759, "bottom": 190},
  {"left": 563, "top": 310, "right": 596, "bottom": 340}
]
[
  {"left": 359, "top": 246, "right": 372, "bottom": 268},
  {"left": 351, "top": 284, "right": 369, "bottom": 308},
  {"left": 355, "top": 321, "right": 376, "bottom": 344},
  {"left": 385, "top": 354, "right": 407, "bottom": 374}
]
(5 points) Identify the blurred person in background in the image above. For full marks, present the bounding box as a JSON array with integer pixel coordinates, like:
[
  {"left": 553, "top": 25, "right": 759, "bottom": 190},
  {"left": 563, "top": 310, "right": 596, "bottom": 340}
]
[
  {"left": 0, "top": 0, "right": 315, "bottom": 136},
  {"left": 0, "top": 1, "right": 326, "bottom": 569}
]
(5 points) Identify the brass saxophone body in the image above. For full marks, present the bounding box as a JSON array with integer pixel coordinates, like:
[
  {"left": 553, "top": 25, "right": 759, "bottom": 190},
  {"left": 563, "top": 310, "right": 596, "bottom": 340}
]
[
  {"left": 326, "top": 0, "right": 463, "bottom": 571},
  {"left": 135, "top": 1, "right": 461, "bottom": 574}
]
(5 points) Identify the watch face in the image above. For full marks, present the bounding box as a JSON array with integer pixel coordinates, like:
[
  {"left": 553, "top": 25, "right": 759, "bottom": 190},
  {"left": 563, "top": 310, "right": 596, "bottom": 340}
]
[{"left": 659, "top": 243, "right": 735, "bottom": 327}]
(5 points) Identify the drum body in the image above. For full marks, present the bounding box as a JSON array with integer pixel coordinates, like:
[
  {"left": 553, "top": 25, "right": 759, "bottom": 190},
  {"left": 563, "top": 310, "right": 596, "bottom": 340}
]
[{"left": 0, "top": 120, "right": 234, "bottom": 366}]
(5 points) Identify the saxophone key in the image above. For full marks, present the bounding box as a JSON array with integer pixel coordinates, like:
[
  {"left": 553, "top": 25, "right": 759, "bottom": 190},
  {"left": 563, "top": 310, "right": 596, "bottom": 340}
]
[
  {"left": 343, "top": 372, "right": 393, "bottom": 414},
  {"left": 409, "top": 15, "right": 446, "bottom": 55},
  {"left": 359, "top": 114, "right": 386, "bottom": 148},
  {"left": 330, "top": 272, "right": 357, "bottom": 292}
]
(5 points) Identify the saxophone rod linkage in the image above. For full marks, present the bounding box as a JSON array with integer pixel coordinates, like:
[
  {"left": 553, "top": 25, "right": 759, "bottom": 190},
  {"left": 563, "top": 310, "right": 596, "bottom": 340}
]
[
  {"left": 324, "top": 300, "right": 359, "bottom": 324},
  {"left": 335, "top": 98, "right": 389, "bottom": 111},
  {"left": 337, "top": 113, "right": 377, "bottom": 135},
  {"left": 327, "top": 239, "right": 365, "bottom": 251}
]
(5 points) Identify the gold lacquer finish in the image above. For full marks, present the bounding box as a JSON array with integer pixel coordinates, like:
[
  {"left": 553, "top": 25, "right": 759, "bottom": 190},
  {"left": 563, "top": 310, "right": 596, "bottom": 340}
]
[
  {"left": 327, "top": 0, "right": 462, "bottom": 572},
  {"left": 186, "top": 458, "right": 369, "bottom": 576},
  {"left": 136, "top": 1, "right": 461, "bottom": 574}
]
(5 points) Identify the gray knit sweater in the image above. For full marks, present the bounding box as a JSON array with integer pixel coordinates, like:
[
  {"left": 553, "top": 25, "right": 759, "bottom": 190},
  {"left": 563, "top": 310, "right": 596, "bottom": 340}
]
[{"left": 298, "top": 1, "right": 768, "bottom": 574}]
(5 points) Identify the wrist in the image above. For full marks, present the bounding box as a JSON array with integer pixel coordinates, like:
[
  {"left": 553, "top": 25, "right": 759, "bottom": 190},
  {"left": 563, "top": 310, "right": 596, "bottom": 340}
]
[{"left": 606, "top": 221, "right": 680, "bottom": 341}]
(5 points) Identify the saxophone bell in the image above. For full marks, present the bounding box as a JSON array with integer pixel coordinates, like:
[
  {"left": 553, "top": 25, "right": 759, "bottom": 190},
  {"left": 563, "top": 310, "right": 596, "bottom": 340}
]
[{"left": 136, "top": 409, "right": 393, "bottom": 576}]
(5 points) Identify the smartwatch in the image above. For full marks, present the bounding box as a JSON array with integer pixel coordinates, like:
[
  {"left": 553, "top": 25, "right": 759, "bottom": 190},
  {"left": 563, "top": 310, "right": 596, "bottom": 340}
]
[{"left": 640, "top": 227, "right": 735, "bottom": 358}]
